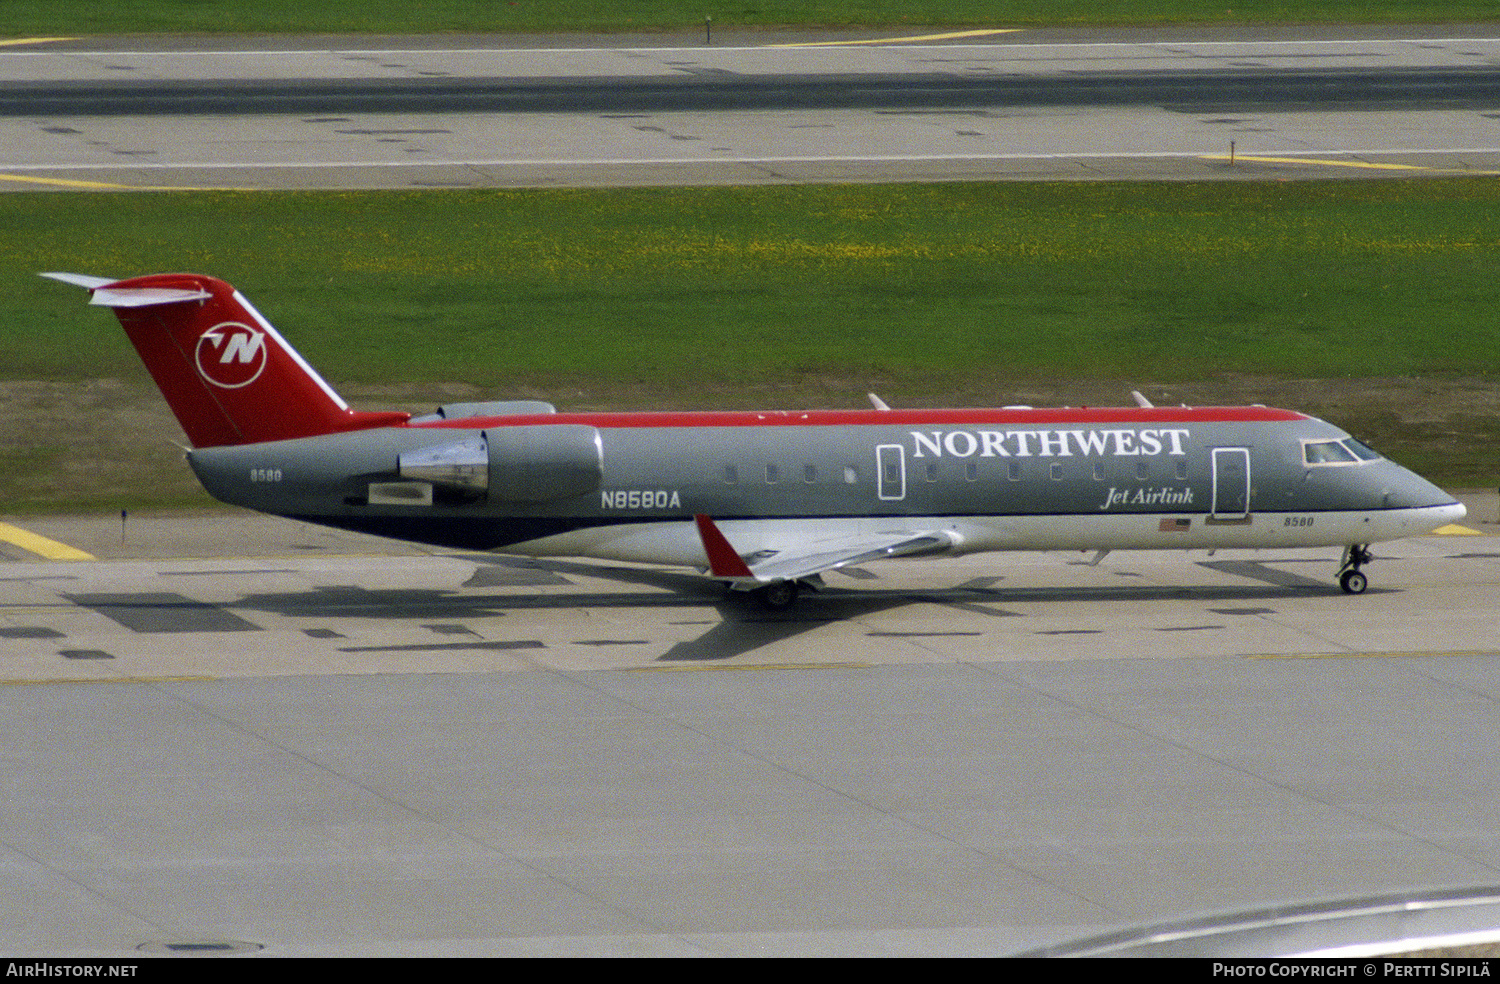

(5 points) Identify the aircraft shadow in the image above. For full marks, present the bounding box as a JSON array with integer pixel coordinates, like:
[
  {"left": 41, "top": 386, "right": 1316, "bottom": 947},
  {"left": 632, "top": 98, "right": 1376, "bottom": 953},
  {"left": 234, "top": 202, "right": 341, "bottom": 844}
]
[
  {"left": 468, "top": 555, "right": 921, "bottom": 662},
  {"left": 224, "top": 554, "right": 1369, "bottom": 664}
]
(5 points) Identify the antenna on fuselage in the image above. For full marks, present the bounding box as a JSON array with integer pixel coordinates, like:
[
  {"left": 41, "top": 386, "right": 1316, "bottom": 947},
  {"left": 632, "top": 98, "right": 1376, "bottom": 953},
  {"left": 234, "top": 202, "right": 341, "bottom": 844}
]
[
  {"left": 1131, "top": 390, "right": 1155, "bottom": 408},
  {"left": 868, "top": 393, "right": 891, "bottom": 411}
]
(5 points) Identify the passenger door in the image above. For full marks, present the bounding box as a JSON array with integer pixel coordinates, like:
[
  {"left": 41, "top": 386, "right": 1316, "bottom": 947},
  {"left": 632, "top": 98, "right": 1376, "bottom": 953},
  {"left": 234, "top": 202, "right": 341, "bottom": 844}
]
[{"left": 1211, "top": 447, "right": 1251, "bottom": 520}]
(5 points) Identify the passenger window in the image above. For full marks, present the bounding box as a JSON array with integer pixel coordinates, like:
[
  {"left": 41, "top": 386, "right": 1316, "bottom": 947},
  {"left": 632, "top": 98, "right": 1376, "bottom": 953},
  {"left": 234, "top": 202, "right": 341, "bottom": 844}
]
[
  {"left": 844, "top": 466, "right": 858, "bottom": 484},
  {"left": 1175, "top": 460, "right": 1188, "bottom": 480},
  {"left": 925, "top": 461, "right": 938, "bottom": 483},
  {"left": 803, "top": 464, "right": 817, "bottom": 483},
  {"left": 723, "top": 465, "right": 738, "bottom": 484},
  {"left": 965, "top": 462, "right": 978, "bottom": 482},
  {"left": 1135, "top": 461, "right": 1149, "bottom": 480},
  {"left": 765, "top": 464, "right": 779, "bottom": 484},
  {"left": 1007, "top": 460, "right": 1021, "bottom": 482},
  {"left": 1050, "top": 462, "right": 1063, "bottom": 481}
]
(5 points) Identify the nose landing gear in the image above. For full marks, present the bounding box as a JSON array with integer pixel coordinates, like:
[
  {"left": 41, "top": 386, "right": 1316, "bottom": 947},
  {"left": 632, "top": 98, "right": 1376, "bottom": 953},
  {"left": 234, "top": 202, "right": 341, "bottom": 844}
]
[{"left": 1338, "top": 544, "right": 1372, "bottom": 594}]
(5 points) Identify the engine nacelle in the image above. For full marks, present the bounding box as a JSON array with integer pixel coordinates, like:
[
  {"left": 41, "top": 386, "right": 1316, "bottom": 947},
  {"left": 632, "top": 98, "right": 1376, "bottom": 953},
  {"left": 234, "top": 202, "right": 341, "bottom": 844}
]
[{"left": 399, "top": 424, "right": 602, "bottom": 503}]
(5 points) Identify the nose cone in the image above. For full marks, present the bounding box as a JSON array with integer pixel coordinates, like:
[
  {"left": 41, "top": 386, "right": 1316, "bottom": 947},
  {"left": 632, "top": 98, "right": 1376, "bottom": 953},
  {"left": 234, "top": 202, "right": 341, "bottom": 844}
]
[
  {"left": 1415, "top": 497, "right": 1468, "bottom": 536},
  {"left": 1381, "top": 462, "right": 1462, "bottom": 512},
  {"left": 1422, "top": 497, "right": 1468, "bottom": 526},
  {"left": 1378, "top": 463, "right": 1466, "bottom": 533}
]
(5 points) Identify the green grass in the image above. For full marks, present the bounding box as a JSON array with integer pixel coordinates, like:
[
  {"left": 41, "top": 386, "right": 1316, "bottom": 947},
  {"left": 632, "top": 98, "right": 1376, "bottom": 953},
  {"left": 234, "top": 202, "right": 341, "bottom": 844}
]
[
  {"left": 8, "top": 181, "right": 1500, "bottom": 397},
  {"left": 4, "top": 179, "right": 1499, "bottom": 504},
  {"left": 3, "top": 1, "right": 1498, "bottom": 36}
]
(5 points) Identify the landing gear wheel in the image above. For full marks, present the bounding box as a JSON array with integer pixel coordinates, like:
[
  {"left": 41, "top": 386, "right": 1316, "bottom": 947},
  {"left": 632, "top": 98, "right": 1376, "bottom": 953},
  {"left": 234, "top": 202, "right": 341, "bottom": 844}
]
[
  {"left": 755, "top": 581, "right": 800, "bottom": 611},
  {"left": 1337, "top": 544, "right": 1373, "bottom": 595}
]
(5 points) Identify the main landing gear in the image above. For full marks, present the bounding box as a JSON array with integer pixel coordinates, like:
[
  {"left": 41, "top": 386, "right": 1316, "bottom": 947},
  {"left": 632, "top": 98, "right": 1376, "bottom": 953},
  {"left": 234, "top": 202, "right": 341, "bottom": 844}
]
[
  {"left": 754, "top": 580, "right": 801, "bottom": 611},
  {"left": 1338, "top": 544, "right": 1373, "bottom": 594},
  {"left": 745, "top": 577, "right": 825, "bottom": 611}
]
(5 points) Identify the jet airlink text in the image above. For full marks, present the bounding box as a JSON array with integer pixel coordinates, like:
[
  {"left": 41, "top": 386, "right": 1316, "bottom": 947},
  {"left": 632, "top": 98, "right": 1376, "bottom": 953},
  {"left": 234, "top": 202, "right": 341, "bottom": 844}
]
[
  {"left": 1101, "top": 486, "right": 1195, "bottom": 510},
  {"left": 909, "top": 428, "right": 1191, "bottom": 459}
]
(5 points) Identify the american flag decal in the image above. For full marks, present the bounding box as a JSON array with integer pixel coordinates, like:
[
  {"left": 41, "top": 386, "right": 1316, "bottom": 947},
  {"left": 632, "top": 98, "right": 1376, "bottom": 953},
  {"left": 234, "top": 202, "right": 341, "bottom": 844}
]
[{"left": 1160, "top": 518, "right": 1192, "bottom": 532}]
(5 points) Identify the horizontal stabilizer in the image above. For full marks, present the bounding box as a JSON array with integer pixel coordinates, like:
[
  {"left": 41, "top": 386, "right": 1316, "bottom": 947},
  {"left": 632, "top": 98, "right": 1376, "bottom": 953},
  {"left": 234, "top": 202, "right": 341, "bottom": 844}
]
[
  {"left": 40, "top": 272, "right": 117, "bottom": 290},
  {"left": 42, "top": 271, "right": 212, "bottom": 307},
  {"left": 91, "top": 286, "right": 214, "bottom": 308}
]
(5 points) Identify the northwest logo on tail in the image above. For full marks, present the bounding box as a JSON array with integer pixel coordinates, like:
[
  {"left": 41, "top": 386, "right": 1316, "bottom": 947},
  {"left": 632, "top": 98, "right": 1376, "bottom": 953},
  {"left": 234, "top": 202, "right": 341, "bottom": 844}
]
[{"left": 195, "top": 322, "right": 267, "bottom": 389}]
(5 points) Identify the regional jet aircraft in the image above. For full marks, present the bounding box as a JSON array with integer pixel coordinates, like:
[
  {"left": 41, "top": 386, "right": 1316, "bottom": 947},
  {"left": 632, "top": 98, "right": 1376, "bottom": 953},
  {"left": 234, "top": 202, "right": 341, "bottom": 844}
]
[{"left": 45, "top": 272, "right": 1466, "bottom": 608}]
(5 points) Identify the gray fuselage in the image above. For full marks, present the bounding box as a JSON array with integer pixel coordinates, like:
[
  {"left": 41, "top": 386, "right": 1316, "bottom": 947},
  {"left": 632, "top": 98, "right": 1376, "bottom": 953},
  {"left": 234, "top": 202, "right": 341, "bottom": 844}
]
[{"left": 186, "top": 405, "right": 1463, "bottom": 569}]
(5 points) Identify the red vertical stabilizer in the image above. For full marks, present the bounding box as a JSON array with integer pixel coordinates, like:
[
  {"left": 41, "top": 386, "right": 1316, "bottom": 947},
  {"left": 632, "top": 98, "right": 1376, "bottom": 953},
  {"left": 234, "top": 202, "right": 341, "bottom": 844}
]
[{"left": 45, "top": 273, "right": 408, "bottom": 448}]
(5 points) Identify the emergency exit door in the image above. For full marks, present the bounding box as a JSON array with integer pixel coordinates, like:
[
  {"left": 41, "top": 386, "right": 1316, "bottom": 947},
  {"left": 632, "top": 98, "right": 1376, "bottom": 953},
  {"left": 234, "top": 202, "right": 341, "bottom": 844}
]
[{"left": 876, "top": 444, "right": 906, "bottom": 501}]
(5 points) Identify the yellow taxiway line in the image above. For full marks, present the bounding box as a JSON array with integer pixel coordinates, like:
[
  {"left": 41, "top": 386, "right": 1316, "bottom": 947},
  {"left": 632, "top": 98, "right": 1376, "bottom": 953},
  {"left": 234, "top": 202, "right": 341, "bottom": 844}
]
[
  {"left": 1433, "top": 523, "right": 1485, "bottom": 535},
  {"left": 0, "top": 37, "right": 77, "bottom": 47},
  {"left": 0, "top": 173, "right": 243, "bottom": 192},
  {"left": 0, "top": 522, "right": 95, "bottom": 561},
  {"left": 769, "top": 29, "right": 1019, "bottom": 48},
  {"left": 1203, "top": 154, "right": 1431, "bottom": 171},
  {"left": 1202, "top": 153, "right": 1499, "bottom": 175},
  {"left": 0, "top": 676, "right": 215, "bottom": 686}
]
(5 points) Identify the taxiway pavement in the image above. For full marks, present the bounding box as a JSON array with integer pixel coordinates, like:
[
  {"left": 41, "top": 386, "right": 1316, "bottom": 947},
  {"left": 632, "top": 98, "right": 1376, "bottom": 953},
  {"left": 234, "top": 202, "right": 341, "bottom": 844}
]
[
  {"left": 1, "top": 503, "right": 1498, "bottom": 955},
  {"left": 4, "top": 24, "right": 1500, "bottom": 189}
]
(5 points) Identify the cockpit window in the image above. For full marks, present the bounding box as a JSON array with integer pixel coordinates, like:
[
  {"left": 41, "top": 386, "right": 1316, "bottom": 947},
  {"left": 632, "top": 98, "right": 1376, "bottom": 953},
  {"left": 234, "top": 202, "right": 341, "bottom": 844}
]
[
  {"left": 1303, "top": 440, "right": 1358, "bottom": 466},
  {"left": 1343, "top": 438, "right": 1382, "bottom": 461}
]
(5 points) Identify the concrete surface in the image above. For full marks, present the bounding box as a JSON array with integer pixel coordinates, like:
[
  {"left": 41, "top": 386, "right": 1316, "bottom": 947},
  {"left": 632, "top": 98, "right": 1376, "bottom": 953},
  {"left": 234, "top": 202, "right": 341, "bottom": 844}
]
[
  {"left": 5, "top": 27, "right": 1500, "bottom": 189},
  {"left": 1, "top": 504, "right": 1497, "bottom": 955}
]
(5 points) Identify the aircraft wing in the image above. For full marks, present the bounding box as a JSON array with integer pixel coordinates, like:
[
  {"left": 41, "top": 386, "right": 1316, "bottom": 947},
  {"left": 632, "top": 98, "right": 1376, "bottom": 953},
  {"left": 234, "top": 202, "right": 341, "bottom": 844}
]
[{"left": 694, "top": 514, "right": 955, "bottom": 586}]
